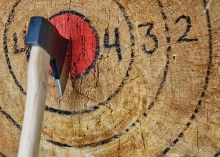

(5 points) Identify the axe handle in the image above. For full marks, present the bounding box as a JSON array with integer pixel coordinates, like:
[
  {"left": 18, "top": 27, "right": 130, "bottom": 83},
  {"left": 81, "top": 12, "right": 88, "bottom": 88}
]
[{"left": 18, "top": 46, "right": 50, "bottom": 157}]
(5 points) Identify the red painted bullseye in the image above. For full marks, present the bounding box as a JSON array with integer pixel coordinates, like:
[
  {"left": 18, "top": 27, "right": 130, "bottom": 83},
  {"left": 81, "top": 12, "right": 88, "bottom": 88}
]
[{"left": 49, "top": 13, "right": 98, "bottom": 77}]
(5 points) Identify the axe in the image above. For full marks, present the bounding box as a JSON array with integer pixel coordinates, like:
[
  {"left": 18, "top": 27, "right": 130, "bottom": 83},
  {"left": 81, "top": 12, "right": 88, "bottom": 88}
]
[{"left": 18, "top": 17, "right": 71, "bottom": 157}]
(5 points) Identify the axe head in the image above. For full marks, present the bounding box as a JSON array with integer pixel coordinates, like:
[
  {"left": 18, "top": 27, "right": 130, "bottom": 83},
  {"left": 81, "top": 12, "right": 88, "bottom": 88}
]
[{"left": 25, "top": 16, "right": 71, "bottom": 96}]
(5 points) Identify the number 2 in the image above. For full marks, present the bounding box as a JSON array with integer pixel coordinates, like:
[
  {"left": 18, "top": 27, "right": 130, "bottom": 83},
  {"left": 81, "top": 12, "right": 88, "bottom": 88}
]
[{"left": 175, "top": 15, "right": 198, "bottom": 42}]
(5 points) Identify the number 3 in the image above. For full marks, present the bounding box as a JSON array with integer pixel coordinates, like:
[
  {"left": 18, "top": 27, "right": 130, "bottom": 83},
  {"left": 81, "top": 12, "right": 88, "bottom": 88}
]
[{"left": 138, "top": 23, "right": 158, "bottom": 55}]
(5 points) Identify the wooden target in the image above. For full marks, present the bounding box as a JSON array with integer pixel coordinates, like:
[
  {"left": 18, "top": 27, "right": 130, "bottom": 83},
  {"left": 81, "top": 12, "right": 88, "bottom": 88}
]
[{"left": 0, "top": 0, "right": 220, "bottom": 156}]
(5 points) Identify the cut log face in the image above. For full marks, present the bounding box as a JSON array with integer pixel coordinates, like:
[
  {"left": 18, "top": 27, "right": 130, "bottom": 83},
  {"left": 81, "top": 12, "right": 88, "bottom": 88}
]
[{"left": 0, "top": 0, "right": 220, "bottom": 156}]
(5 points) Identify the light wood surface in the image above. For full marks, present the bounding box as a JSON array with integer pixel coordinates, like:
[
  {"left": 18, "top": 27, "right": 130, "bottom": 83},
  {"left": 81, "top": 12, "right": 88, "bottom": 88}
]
[
  {"left": 18, "top": 46, "right": 50, "bottom": 157},
  {"left": 0, "top": 0, "right": 220, "bottom": 157}
]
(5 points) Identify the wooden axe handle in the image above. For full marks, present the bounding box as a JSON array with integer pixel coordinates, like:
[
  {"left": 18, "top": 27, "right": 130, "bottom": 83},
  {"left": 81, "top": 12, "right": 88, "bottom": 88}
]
[{"left": 18, "top": 46, "right": 50, "bottom": 157}]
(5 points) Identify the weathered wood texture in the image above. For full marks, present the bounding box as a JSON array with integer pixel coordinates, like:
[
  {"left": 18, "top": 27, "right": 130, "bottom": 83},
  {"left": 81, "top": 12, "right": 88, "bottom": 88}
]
[{"left": 0, "top": 0, "right": 220, "bottom": 156}]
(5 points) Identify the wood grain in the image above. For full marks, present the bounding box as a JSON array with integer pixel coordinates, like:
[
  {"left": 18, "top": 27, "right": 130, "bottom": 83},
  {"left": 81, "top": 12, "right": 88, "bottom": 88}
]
[
  {"left": 17, "top": 46, "right": 50, "bottom": 157},
  {"left": 0, "top": 0, "right": 220, "bottom": 156}
]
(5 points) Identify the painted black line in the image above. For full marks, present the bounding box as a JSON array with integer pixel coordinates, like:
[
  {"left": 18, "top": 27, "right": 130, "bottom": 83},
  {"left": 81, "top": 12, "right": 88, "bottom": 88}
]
[
  {"left": 47, "top": 140, "right": 72, "bottom": 148},
  {"left": 45, "top": 105, "right": 100, "bottom": 115},
  {"left": 214, "top": 150, "right": 220, "bottom": 157},
  {"left": 47, "top": 132, "right": 123, "bottom": 148},
  {"left": 3, "top": 0, "right": 26, "bottom": 95},
  {"left": 157, "top": 0, "right": 213, "bottom": 156},
  {"left": 148, "top": 0, "right": 171, "bottom": 110},
  {"left": 157, "top": 0, "right": 167, "bottom": 20},
  {"left": 93, "top": 119, "right": 141, "bottom": 147},
  {"left": 0, "top": 106, "right": 21, "bottom": 130},
  {"left": 84, "top": 133, "right": 123, "bottom": 147},
  {"left": 0, "top": 152, "right": 7, "bottom": 157}
]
